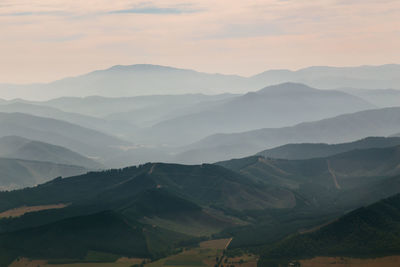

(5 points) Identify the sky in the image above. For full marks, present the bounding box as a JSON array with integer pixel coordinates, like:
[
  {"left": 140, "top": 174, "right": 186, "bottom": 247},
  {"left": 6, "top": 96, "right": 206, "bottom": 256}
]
[{"left": 0, "top": 0, "right": 400, "bottom": 84}]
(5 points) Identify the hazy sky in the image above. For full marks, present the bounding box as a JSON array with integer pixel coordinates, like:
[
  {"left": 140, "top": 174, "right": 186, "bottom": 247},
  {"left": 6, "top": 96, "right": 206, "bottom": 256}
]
[{"left": 1, "top": 0, "right": 400, "bottom": 83}]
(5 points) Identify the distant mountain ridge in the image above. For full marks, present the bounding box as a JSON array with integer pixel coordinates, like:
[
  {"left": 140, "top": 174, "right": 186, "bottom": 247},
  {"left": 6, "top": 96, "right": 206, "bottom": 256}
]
[
  {"left": 1, "top": 64, "right": 399, "bottom": 100},
  {"left": 0, "top": 157, "right": 88, "bottom": 190},
  {"left": 0, "top": 112, "right": 130, "bottom": 162},
  {"left": 252, "top": 64, "right": 400, "bottom": 90},
  {"left": 181, "top": 107, "right": 400, "bottom": 163},
  {"left": 138, "top": 82, "right": 373, "bottom": 145},
  {"left": 0, "top": 101, "right": 138, "bottom": 138},
  {"left": 0, "top": 136, "right": 103, "bottom": 169}
]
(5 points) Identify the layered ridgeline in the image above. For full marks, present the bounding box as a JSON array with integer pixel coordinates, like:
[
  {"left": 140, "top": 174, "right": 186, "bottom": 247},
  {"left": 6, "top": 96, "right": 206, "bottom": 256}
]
[
  {"left": 138, "top": 83, "right": 373, "bottom": 145},
  {"left": 0, "top": 158, "right": 88, "bottom": 191},
  {"left": 341, "top": 88, "right": 400, "bottom": 108},
  {"left": 3, "top": 144, "right": 400, "bottom": 265},
  {"left": 0, "top": 101, "right": 138, "bottom": 138},
  {"left": 0, "top": 112, "right": 130, "bottom": 162},
  {"left": 0, "top": 136, "right": 103, "bottom": 190},
  {"left": 1, "top": 64, "right": 400, "bottom": 100},
  {"left": 259, "top": 193, "right": 400, "bottom": 266},
  {"left": 37, "top": 94, "right": 236, "bottom": 127},
  {"left": 181, "top": 107, "right": 400, "bottom": 163},
  {"left": 257, "top": 136, "right": 400, "bottom": 160},
  {"left": 0, "top": 136, "right": 102, "bottom": 169},
  {"left": 0, "top": 136, "right": 104, "bottom": 190},
  {"left": 1, "top": 83, "right": 373, "bottom": 147}
]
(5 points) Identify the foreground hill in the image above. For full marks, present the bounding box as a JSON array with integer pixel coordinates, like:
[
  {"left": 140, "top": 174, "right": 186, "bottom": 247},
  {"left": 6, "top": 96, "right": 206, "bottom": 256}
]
[
  {"left": 259, "top": 193, "right": 400, "bottom": 266},
  {"left": 0, "top": 162, "right": 294, "bottom": 265},
  {"left": 257, "top": 136, "right": 400, "bottom": 160},
  {"left": 1, "top": 144, "right": 400, "bottom": 264},
  {"left": 0, "top": 112, "right": 130, "bottom": 162},
  {"left": 216, "top": 146, "right": 400, "bottom": 249},
  {"left": 0, "top": 136, "right": 103, "bottom": 169},
  {"left": 0, "top": 158, "right": 87, "bottom": 190},
  {"left": 181, "top": 107, "right": 400, "bottom": 163},
  {"left": 142, "top": 83, "right": 373, "bottom": 145},
  {"left": 219, "top": 146, "right": 400, "bottom": 207}
]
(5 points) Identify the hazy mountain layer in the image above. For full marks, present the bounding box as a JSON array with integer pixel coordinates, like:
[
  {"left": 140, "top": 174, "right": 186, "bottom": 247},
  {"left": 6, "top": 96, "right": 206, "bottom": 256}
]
[
  {"left": 252, "top": 64, "right": 400, "bottom": 90},
  {"left": 0, "top": 136, "right": 103, "bottom": 169},
  {"left": 341, "top": 88, "right": 400, "bottom": 108},
  {"left": 0, "top": 112, "right": 130, "bottom": 162},
  {"left": 181, "top": 107, "right": 400, "bottom": 163},
  {"left": 0, "top": 102, "right": 138, "bottom": 138},
  {"left": 137, "top": 83, "right": 373, "bottom": 145},
  {"left": 0, "top": 157, "right": 87, "bottom": 190}
]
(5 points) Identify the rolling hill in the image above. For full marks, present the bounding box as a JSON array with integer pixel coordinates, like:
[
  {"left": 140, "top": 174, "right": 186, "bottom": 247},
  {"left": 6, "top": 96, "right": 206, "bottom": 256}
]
[
  {"left": 2, "top": 144, "right": 400, "bottom": 264},
  {"left": 0, "top": 157, "right": 88, "bottom": 190},
  {"left": 0, "top": 112, "right": 130, "bottom": 162},
  {"left": 181, "top": 107, "right": 400, "bottom": 163},
  {"left": 256, "top": 136, "right": 400, "bottom": 160},
  {"left": 0, "top": 101, "right": 138, "bottom": 138},
  {"left": 0, "top": 162, "right": 294, "bottom": 265},
  {"left": 259, "top": 193, "right": 400, "bottom": 266},
  {"left": 0, "top": 136, "right": 103, "bottom": 169},
  {"left": 215, "top": 146, "right": 400, "bottom": 249},
  {"left": 218, "top": 146, "right": 400, "bottom": 210},
  {"left": 140, "top": 83, "right": 373, "bottom": 145}
]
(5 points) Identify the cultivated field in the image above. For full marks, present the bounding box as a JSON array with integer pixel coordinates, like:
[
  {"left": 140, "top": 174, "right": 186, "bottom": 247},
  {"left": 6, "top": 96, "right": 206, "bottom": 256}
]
[
  {"left": 199, "top": 238, "right": 232, "bottom": 249},
  {"left": 0, "top": 204, "right": 68, "bottom": 218},
  {"left": 9, "top": 257, "right": 144, "bottom": 267},
  {"left": 300, "top": 256, "right": 400, "bottom": 267},
  {"left": 8, "top": 239, "right": 258, "bottom": 267}
]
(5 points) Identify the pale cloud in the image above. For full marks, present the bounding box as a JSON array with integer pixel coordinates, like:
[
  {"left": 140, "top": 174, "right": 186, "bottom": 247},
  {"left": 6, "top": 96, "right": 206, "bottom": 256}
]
[{"left": 0, "top": 0, "right": 399, "bottom": 83}]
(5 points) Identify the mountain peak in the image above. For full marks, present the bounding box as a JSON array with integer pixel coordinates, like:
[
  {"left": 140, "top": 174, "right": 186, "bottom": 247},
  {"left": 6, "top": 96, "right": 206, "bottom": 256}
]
[
  {"left": 106, "top": 64, "right": 187, "bottom": 72},
  {"left": 257, "top": 82, "right": 317, "bottom": 94}
]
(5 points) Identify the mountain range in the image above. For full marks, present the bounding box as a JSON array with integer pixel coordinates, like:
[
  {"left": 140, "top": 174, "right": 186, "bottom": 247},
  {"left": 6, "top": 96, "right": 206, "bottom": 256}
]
[
  {"left": 1, "top": 64, "right": 400, "bottom": 100},
  {"left": 138, "top": 83, "right": 373, "bottom": 145}
]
